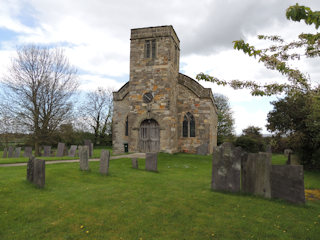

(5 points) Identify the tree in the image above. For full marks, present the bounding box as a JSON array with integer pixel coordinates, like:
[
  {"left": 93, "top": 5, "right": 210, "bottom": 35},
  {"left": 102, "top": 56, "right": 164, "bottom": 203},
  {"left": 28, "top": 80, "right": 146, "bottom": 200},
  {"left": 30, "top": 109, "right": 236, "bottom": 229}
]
[
  {"left": 235, "top": 126, "right": 265, "bottom": 153},
  {"left": 1, "top": 45, "right": 78, "bottom": 155},
  {"left": 213, "top": 93, "right": 235, "bottom": 144},
  {"left": 81, "top": 87, "right": 113, "bottom": 145}
]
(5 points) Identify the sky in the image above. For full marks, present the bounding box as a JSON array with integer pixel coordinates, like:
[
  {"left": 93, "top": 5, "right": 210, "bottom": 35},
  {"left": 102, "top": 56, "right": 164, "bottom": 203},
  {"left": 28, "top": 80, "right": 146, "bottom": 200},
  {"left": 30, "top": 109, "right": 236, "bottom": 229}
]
[{"left": 0, "top": 0, "right": 320, "bottom": 134}]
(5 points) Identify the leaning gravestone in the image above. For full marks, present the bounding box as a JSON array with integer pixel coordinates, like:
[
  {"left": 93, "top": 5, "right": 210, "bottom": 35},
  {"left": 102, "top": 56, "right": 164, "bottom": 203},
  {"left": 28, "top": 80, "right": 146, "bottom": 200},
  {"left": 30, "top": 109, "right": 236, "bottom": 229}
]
[
  {"left": 132, "top": 158, "right": 138, "bottom": 169},
  {"left": 84, "top": 140, "right": 93, "bottom": 157},
  {"left": 79, "top": 146, "right": 89, "bottom": 171},
  {"left": 241, "top": 152, "right": 271, "bottom": 198},
  {"left": 14, "top": 147, "right": 21, "bottom": 158},
  {"left": 8, "top": 146, "right": 14, "bottom": 158},
  {"left": 56, "top": 142, "right": 65, "bottom": 157},
  {"left": 68, "top": 145, "right": 77, "bottom": 157},
  {"left": 100, "top": 150, "right": 110, "bottom": 175},
  {"left": 145, "top": 152, "right": 158, "bottom": 172},
  {"left": 33, "top": 159, "right": 45, "bottom": 188},
  {"left": 270, "top": 165, "right": 305, "bottom": 204},
  {"left": 212, "top": 142, "right": 245, "bottom": 193},
  {"left": 2, "top": 148, "right": 7, "bottom": 158},
  {"left": 27, "top": 156, "right": 35, "bottom": 182},
  {"left": 24, "top": 147, "right": 32, "bottom": 157},
  {"left": 43, "top": 146, "right": 51, "bottom": 157},
  {"left": 197, "top": 143, "right": 208, "bottom": 155}
]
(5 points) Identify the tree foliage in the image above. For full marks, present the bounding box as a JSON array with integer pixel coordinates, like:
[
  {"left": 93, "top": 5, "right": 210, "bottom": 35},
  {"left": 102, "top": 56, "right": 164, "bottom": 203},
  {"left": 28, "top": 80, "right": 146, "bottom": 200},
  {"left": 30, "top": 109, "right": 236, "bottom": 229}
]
[{"left": 235, "top": 126, "right": 265, "bottom": 153}]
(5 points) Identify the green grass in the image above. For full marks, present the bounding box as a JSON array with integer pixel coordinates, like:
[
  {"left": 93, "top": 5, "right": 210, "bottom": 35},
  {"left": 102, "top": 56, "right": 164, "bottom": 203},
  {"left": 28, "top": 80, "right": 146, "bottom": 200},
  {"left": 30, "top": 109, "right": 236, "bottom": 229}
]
[{"left": 0, "top": 153, "right": 319, "bottom": 240}]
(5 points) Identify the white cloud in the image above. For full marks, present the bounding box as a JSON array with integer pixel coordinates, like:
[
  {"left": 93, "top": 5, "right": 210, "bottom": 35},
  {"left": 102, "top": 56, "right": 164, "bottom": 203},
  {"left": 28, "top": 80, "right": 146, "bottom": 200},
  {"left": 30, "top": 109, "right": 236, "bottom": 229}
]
[{"left": 78, "top": 74, "right": 125, "bottom": 92}]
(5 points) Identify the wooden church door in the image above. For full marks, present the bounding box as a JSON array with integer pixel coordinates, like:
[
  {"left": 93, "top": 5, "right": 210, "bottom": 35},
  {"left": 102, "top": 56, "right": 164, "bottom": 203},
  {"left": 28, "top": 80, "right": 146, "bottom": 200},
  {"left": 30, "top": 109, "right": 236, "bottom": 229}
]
[{"left": 139, "top": 119, "right": 160, "bottom": 152}]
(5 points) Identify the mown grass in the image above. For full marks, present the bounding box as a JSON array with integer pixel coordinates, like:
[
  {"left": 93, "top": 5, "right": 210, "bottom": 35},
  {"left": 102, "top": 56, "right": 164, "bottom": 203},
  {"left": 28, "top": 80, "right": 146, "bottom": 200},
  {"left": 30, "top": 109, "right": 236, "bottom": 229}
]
[{"left": 0, "top": 153, "right": 319, "bottom": 240}]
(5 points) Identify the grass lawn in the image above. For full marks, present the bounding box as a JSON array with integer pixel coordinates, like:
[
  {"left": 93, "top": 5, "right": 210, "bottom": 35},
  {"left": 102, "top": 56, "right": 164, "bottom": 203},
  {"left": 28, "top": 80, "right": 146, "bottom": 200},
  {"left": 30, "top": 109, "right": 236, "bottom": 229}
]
[{"left": 0, "top": 153, "right": 319, "bottom": 240}]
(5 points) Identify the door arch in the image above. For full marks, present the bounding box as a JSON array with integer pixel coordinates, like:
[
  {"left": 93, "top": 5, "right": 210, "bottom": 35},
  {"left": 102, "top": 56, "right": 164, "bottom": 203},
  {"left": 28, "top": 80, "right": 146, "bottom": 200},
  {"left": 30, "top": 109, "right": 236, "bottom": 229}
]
[{"left": 139, "top": 119, "right": 160, "bottom": 152}]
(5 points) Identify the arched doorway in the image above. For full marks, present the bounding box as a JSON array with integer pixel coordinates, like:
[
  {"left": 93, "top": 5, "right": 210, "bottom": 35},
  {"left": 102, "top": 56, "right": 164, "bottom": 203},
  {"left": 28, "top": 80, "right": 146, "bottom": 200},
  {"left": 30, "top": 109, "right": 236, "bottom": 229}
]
[{"left": 139, "top": 119, "right": 160, "bottom": 152}]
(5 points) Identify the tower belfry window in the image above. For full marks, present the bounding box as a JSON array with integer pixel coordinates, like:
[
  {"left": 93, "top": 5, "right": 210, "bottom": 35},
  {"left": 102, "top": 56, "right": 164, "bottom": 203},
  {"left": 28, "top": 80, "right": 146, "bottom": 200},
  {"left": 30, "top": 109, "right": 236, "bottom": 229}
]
[{"left": 145, "top": 39, "right": 156, "bottom": 58}]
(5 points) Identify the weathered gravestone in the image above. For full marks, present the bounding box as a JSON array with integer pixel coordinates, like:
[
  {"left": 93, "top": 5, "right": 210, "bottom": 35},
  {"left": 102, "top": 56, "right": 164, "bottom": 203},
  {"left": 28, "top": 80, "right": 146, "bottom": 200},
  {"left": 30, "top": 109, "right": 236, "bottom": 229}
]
[
  {"left": 270, "top": 165, "right": 305, "bottom": 204},
  {"left": 68, "top": 145, "right": 77, "bottom": 157},
  {"left": 14, "top": 147, "right": 21, "bottom": 158},
  {"left": 27, "top": 156, "right": 35, "bottom": 182},
  {"left": 211, "top": 142, "right": 245, "bottom": 193},
  {"left": 197, "top": 143, "right": 208, "bottom": 155},
  {"left": 241, "top": 152, "right": 271, "bottom": 198},
  {"left": 24, "top": 147, "right": 33, "bottom": 158},
  {"left": 132, "top": 158, "right": 138, "bottom": 169},
  {"left": 79, "top": 146, "right": 89, "bottom": 171},
  {"left": 2, "top": 148, "right": 7, "bottom": 158},
  {"left": 100, "top": 150, "right": 110, "bottom": 175},
  {"left": 284, "top": 149, "right": 293, "bottom": 157},
  {"left": 8, "top": 146, "right": 14, "bottom": 158},
  {"left": 145, "top": 152, "right": 158, "bottom": 172},
  {"left": 265, "top": 144, "right": 272, "bottom": 153},
  {"left": 84, "top": 140, "right": 93, "bottom": 157},
  {"left": 56, "top": 142, "right": 65, "bottom": 157},
  {"left": 43, "top": 146, "right": 51, "bottom": 157},
  {"left": 27, "top": 157, "right": 45, "bottom": 188}
]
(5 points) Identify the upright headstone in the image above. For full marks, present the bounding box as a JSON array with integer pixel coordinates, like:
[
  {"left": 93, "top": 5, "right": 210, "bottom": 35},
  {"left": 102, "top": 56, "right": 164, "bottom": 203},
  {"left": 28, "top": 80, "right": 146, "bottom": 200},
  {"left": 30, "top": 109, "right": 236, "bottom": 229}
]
[
  {"left": 56, "top": 143, "right": 65, "bottom": 157},
  {"left": 8, "top": 146, "right": 14, "bottom": 158},
  {"left": 197, "top": 143, "right": 208, "bottom": 155},
  {"left": 212, "top": 142, "right": 245, "bottom": 193},
  {"left": 241, "top": 152, "right": 271, "bottom": 198},
  {"left": 145, "top": 152, "right": 158, "bottom": 172},
  {"left": 33, "top": 159, "right": 45, "bottom": 188},
  {"left": 84, "top": 140, "right": 93, "bottom": 157},
  {"left": 284, "top": 149, "right": 293, "bottom": 157},
  {"left": 43, "top": 146, "right": 51, "bottom": 157},
  {"left": 79, "top": 146, "right": 89, "bottom": 171},
  {"left": 24, "top": 147, "right": 33, "bottom": 158},
  {"left": 14, "top": 147, "right": 21, "bottom": 158},
  {"left": 265, "top": 144, "right": 272, "bottom": 153},
  {"left": 132, "top": 158, "right": 138, "bottom": 169},
  {"left": 91, "top": 143, "right": 94, "bottom": 157},
  {"left": 2, "top": 148, "right": 7, "bottom": 158},
  {"left": 270, "top": 165, "right": 305, "bottom": 204},
  {"left": 68, "top": 145, "right": 77, "bottom": 157},
  {"left": 27, "top": 156, "right": 35, "bottom": 182},
  {"left": 100, "top": 150, "right": 110, "bottom": 175}
]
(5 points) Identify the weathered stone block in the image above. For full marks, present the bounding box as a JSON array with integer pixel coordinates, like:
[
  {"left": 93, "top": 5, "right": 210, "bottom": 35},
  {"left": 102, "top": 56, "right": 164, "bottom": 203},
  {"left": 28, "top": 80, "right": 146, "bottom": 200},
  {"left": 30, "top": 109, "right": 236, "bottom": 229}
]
[
  {"left": 56, "top": 142, "right": 65, "bottom": 157},
  {"left": 241, "top": 152, "right": 271, "bottom": 198},
  {"left": 33, "top": 159, "right": 45, "bottom": 188},
  {"left": 8, "top": 146, "right": 14, "bottom": 158},
  {"left": 84, "top": 140, "right": 93, "bottom": 157},
  {"left": 68, "top": 145, "right": 77, "bottom": 157},
  {"left": 100, "top": 150, "right": 110, "bottom": 175},
  {"left": 132, "top": 158, "right": 138, "bottom": 169},
  {"left": 27, "top": 156, "right": 35, "bottom": 182},
  {"left": 211, "top": 142, "right": 245, "bottom": 193},
  {"left": 2, "top": 148, "right": 7, "bottom": 158},
  {"left": 14, "top": 147, "right": 21, "bottom": 158},
  {"left": 24, "top": 147, "right": 32, "bottom": 157},
  {"left": 270, "top": 165, "right": 305, "bottom": 204},
  {"left": 79, "top": 146, "right": 89, "bottom": 171},
  {"left": 197, "top": 143, "right": 208, "bottom": 155},
  {"left": 145, "top": 152, "right": 157, "bottom": 172},
  {"left": 43, "top": 146, "right": 51, "bottom": 157}
]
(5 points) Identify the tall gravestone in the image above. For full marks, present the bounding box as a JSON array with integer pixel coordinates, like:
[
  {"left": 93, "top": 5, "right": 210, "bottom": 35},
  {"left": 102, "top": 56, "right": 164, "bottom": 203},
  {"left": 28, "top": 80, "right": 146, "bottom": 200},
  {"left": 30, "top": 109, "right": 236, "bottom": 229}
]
[
  {"left": 2, "top": 148, "right": 7, "bottom": 158},
  {"left": 79, "top": 146, "right": 89, "bottom": 171},
  {"left": 14, "top": 147, "right": 21, "bottom": 158},
  {"left": 56, "top": 143, "right": 65, "bottom": 157},
  {"left": 8, "top": 146, "right": 14, "bottom": 158},
  {"left": 100, "top": 150, "right": 110, "bottom": 175},
  {"left": 43, "top": 146, "right": 51, "bottom": 157},
  {"left": 84, "top": 140, "right": 93, "bottom": 157},
  {"left": 241, "top": 152, "right": 271, "bottom": 198},
  {"left": 33, "top": 159, "right": 45, "bottom": 188},
  {"left": 211, "top": 142, "right": 245, "bottom": 193},
  {"left": 145, "top": 152, "right": 158, "bottom": 172},
  {"left": 270, "top": 165, "right": 305, "bottom": 204},
  {"left": 27, "top": 156, "right": 35, "bottom": 182},
  {"left": 132, "top": 158, "right": 138, "bottom": 169},
  {"left": 24, "top": 147, "right": 33, "bottom": 158},
  {"left": 68, "top": 145, "right": 77, "bottom": 157},
  {"left": 197, "top": 143, "right": 208, "bottom": 155}
]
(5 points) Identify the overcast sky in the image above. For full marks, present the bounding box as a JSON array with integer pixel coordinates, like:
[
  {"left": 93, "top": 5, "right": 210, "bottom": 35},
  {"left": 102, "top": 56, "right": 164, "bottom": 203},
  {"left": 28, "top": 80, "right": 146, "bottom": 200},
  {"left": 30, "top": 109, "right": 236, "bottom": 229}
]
[{"left": 1, "top": 0, "right": 320, "bottom": 134}]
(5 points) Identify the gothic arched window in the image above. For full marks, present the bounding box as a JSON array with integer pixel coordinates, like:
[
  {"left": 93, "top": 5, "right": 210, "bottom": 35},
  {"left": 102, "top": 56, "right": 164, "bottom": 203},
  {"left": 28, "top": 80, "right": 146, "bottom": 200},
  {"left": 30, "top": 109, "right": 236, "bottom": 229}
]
[
  {"left": 183, "top": 112, "right": 195, "bottom": 138},
  {"left": 125, "top": 116, "right": 129, "bottom": 136}
]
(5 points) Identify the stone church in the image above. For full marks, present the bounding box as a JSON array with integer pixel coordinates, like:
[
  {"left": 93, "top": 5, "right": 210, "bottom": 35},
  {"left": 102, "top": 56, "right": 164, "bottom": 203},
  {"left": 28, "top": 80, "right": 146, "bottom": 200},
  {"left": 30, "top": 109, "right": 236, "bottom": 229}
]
[{"left": 112, "top": 25, "right": 217, "bottom": 154}]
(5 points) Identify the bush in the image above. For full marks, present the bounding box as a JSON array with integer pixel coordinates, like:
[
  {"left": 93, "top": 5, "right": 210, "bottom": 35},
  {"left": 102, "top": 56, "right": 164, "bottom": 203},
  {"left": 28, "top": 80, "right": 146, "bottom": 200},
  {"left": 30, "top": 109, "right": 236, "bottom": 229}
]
[{"left": 235, "top": 135, "right": 265, "bottom": 153}]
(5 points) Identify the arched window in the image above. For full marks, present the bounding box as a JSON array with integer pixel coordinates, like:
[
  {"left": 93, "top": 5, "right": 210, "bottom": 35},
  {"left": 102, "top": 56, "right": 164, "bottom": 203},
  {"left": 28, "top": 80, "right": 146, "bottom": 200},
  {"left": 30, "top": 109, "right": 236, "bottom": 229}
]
[
  {"left": 183, "top": 112, "right": 195, "bottom": 137},
  {"left": 125, "top": 116, "right": 128, "bottom": 136}
]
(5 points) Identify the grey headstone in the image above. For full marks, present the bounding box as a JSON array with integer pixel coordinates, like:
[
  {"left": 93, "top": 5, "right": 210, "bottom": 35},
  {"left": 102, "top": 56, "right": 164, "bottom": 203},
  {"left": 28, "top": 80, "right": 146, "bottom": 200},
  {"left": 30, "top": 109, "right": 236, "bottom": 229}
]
[
  {"left": 284, "top": 149, "right": 293, "bottom": 157},
  {"left": 91, "top": 143, "right": 94, "bottom": 157},
  {"left": 56, "top": 142, "right": 65, "bottom": 157},
  {"left": 100, "top": 150, "right": 110, "bottom": 175},
  {"left": 43, "top": 146, "right": 51, "bottom": 157},
  {"left": 242, "top": 152, "right": 271, "bottom": 198},
  {"left": 27, "top": 156, "right": 35, "bottom": 182},
  {"left": 145, "top": 152, "right": 158, "bottom": 172},
  {"left": 270, "top": 165, "right": 305, "bottom": 204},
  {"left": 14, "top": 147, "right": 21, "bottom": 158},
  {"left": 265, "top": 144, "right": 272, "bottom": 153},
  {"left": 2, "top": 148, "right": 7, "bottom": 158},
  {"left": 8, "top": 146, "right": 14, "bottom": 158},
  {"left": 132, "top": 158, "right": 138, "bottom": 169},
  {"left": 197, "top": 143, "right": 208, "bottom": 155},
  {"left": 84, "top": 139, "right": 93, "bottom": 157},
  {"left": 68, "top": 145, "right": 77, "bottom": 157},
  {"left": 24, "top": 147, "right": 32, "bottom": 158},
  {"left": 211, "top": 142, "right": 245, "bottom": 193},
  {"left": 79, "top": 146, "right": 89, "bottom": 171},
  {"left": 33, "top": 159, "right": 45, "bottom": 188}
]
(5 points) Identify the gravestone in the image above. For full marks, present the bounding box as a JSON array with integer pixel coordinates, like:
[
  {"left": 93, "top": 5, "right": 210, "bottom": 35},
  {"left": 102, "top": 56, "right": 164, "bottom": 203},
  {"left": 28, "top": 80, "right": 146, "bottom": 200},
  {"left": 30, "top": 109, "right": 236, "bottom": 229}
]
[
  {"left": 2, "top": 148, "right": 7, "bottom": 158},
  {"left": 211, "top": 142, "right": 245, "bottom": 193},
  {"left": 14, "top": 147, "right": 21, "bottom": 158},
  {"left": 43, "top": 146, "right": 51, "bottom": 157},
  {"left": 241, "top": 152, "right": 271, "bottom": 198},
  {"left": 132, "top": 158, "right": 138, "bottom": 169},
  {"left": 84, "top": 140, "right": 93, "bottom": 157},
  {"left": 27, "top": 156, "right": 35, "bottom": 182},
  {"left": 270, "top": 165, "right": 305, "bottom": 204},
  {"left": 265, "top": 144, "right": 272, "bottom": 153},
  {"left": 145, "top": 152, "right": 158, "bottom": 172},
  {"left": 68, "top": 145, "right": 77, "bottom": 157},
  {"left": 197, "top": 143, "right": 208, "bottom": 155},
  {"left": 284, "top": 149, "right": 293, "bottom": 157},
  {"left": 100, "top": 150, "right": 110, "bottom": 175},
  {"left": 79, "top": 146, "right": 89, "bottom": 171},
  {"left": 33, "top": 159, "right": 45, "bottom": 188},
  {"left": 56, "top": 142, "right": 65, "bottom": 157},
  {"left": 24, "top": 147, "right": 32, "bottom": 158},
  {"left": 8, "top": 146, "right": 14, "bottom": 158}
]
